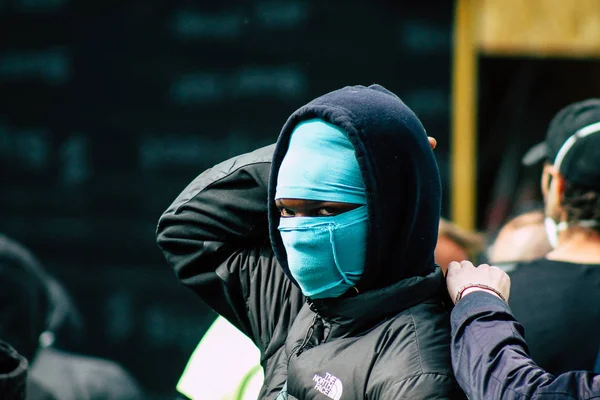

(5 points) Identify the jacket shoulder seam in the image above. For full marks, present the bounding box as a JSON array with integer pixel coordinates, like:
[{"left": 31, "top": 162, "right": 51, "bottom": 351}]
[
  {"left": 172, "top": 160, "right": 272, "bottom": 216},
  {"left": 407, "top": 308, "right": 424, "bottom": 375}
]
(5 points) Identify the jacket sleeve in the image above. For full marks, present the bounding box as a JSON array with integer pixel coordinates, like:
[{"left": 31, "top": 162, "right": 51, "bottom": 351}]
[
  {"left": 156, "top": 144, "right": 303, "bottom": 354},
  {"left": 451, "top": 291, "right": 600, "bottom": 400}
]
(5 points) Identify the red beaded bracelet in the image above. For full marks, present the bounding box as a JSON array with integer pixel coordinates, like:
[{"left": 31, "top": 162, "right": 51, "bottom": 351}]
[{"left": 455, "top": 283, "right": 507, "bottom": 304}]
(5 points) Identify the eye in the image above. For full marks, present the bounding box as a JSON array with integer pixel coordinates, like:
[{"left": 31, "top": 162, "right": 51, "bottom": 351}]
[
  {"left": 317, "top": 207, "right": 337, "bottom": 217},
  {"left": 279, "top": 207, "right": 295, "bottom": 217}
]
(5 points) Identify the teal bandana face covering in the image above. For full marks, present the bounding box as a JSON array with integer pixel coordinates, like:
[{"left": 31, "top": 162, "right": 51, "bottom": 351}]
[
  {"left": 275, "top": 119, "right": 368, "bottom": 299},
  {"left": 278, "top": 206, "right": 368, "bottom": 298}
]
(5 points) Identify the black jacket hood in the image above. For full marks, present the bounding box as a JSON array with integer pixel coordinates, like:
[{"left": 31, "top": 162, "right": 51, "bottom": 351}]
[
  {"left": 268, "top": 84, "right": 441, "bottom": 294},
  {"left": 0, "top": 235, "right": 82, "bottom": 361}
]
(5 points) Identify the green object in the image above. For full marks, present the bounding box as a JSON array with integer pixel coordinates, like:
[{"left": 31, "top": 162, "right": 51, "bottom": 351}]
[{"left": 177, "top": 317, "right": 264, "bottom": 400}]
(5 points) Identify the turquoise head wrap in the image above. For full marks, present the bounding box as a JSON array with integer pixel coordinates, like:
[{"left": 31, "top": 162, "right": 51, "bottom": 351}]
[
  {"left": 276, "top": 119, "right": 368, "bottom": 299},
  {"left": 275, "top": 119, "right": 366, "bottom": 204}
]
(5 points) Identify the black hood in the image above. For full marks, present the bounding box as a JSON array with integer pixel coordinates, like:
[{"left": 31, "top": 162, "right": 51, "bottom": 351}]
[
  {"left": 268, "top": 84, "right": 441, "bottom": 295},
  {"left": 0, "top": 235, "right": 82, "bottom": 361}
]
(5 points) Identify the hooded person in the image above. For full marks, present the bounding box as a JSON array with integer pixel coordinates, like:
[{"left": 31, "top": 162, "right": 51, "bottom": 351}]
[
  {"left": 0, "top": 340, "right": 27, "bottom": 400},
  {"left": 0, "top": 339, "right": 57, "bottom": 400},
  {"left": 0, "top": 234, "right": 144, "bottom": 400},
  {"left": 157, "top": 84, "right": 465, "bottom": 399}
]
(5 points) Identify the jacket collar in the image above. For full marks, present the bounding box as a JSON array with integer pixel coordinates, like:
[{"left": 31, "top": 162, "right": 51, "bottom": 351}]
[{"left": 309, "top": 267, "right": 447, "bottom": 338}]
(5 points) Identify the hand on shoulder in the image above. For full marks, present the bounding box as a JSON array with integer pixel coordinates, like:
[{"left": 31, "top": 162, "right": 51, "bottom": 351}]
[{"left": 445, "top": 260, "right": 511, "bottom": 304}]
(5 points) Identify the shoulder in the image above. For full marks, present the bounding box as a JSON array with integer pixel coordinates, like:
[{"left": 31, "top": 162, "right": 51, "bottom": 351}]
[
  {"left": 508, "top": 258, "right": 593, "bottom": 286},
  {"left": 164, "top": 144, "right": 275, "bottom": 215},
  {"left": 408, "top": 302, "right": 455, "bottom": 373},
  {"left": 370, "top": 303, "right": 455, "bottom": 382},
  {"left": 372, "top": 373, "right": 465, "bottom": 399},
  {"left": 32, "top": 348, "right": 143, "bottom": 398}
]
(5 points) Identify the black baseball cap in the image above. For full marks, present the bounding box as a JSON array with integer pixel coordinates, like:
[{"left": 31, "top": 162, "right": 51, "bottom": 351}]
[{"left": 522, "top": 99, "right": 600, "bottom": 190}]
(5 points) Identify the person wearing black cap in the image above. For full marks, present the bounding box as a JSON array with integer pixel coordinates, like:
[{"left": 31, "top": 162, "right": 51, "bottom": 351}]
[{"left": 506, "top": 99, "right": 600, "bottom": 374}]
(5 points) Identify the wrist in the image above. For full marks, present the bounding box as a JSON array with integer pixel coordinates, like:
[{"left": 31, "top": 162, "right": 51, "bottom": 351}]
[
  {"left": 460, "top": 287, "right": 502, "bottom": 300},
  {"left": 455, "top": 283, "right": 507, "bottom": 304}
]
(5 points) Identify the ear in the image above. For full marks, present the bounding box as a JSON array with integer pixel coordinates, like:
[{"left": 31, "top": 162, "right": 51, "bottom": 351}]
[
  {"left": 543, "top": 164, "right": 566, "bottom": 201},
  {"left": 541, "top": 163, "right": 554, "bottom": 198},
  {"left": 554, "top": 172, "right": 567, "bottom": 201}
]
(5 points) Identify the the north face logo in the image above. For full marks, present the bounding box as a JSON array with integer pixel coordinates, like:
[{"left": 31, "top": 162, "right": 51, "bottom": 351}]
[{"left": 312, "top": 372, "right": 343, "bottom": 400}]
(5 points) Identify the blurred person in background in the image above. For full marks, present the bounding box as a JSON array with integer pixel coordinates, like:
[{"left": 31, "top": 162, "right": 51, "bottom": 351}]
[
  {"left": 446, "top": 260, "right": 600, "bottom": 399},
  {"left": 0, "top": 340, "right": 27, "bottom": 400},
  {"left": 0, "top": 339, "right": 56, "bottom": 400},
  {"left": 435, "top": 218, "right": 485, "bottom": 274},
  {"left": 488, "top": 209, "right": 552, "bottom": 265},
  {"left": 158, "top": 84, "right": 465, "bottom": 399},
  {"left": 505, "top": 99, "right": 600, "bottom": 374},
  {"left": 0, "top": 234, "right": 144, "bottom": 400}
]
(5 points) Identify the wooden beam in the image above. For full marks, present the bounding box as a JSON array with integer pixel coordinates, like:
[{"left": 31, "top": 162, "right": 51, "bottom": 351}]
[
  {"left": 451, "top": 0, "right": 478, "bottom": 230},
  {"left": 478, "top": 0, "right": 600, "bottom": 58}
]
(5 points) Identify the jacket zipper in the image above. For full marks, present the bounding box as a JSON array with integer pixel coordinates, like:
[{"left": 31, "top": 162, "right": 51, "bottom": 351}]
[
  {"left": 287, "top": 302, "right": 319, "bottom": 363},
  {"left": 295, "top": 313, "right": 318, "bottom": 357}
]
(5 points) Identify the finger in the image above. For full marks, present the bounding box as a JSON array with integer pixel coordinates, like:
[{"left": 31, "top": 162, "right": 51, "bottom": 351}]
[
  {"left": 445, "top": 261, "right": 461, "bottom": 279},
  {"left": 459, "top": 260, "right": 474, "bottom": 269},
  {"left": 447, "top": 261, "right": 462, "bottom": 271},
  {"left": 428, "top": 137, "right": 437, "bottom": 149}
]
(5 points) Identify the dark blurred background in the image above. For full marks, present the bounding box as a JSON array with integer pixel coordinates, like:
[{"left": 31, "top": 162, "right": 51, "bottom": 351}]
[
  {"left": 0, "top": 1, "right": 453, "bottom": 397},
  {"left": 1, "top": 0, "right": 599, "bottom": 397}
]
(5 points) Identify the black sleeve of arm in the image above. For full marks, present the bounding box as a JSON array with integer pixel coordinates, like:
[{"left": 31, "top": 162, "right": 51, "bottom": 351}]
[
  {"left": 450, "top": 291, "right": 600, "bottom": 400},
  {"left": 156, "top": 145, "right": 303, "bottom": 352}
]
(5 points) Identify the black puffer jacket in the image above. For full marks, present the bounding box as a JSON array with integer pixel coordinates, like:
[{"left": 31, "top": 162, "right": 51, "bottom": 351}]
[{"left": 157, "top": 85, "right": 465, "bottom": 399}]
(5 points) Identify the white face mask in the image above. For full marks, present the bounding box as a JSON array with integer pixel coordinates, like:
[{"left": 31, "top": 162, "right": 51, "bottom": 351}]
[
  {"left": 545, "top": 217, "right": 600, "bottom": 249},
  {"left": 544, "top": 217, "right": 563, "bottom": 249}
]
